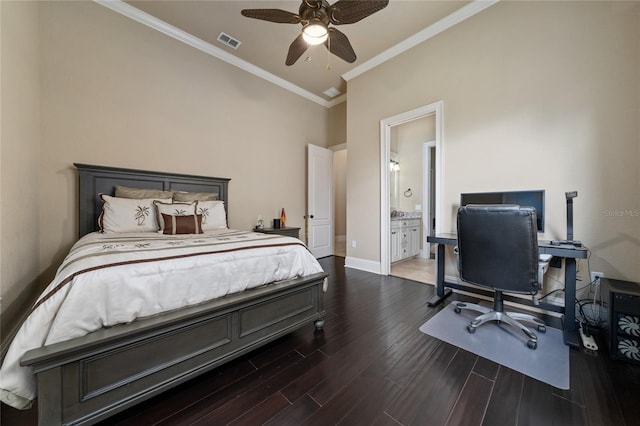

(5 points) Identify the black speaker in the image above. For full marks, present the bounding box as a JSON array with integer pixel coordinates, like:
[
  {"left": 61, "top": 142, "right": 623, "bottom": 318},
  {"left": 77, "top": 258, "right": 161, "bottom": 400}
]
[{"left": 606, "top": 278, "right": 640, "bottom": 363}]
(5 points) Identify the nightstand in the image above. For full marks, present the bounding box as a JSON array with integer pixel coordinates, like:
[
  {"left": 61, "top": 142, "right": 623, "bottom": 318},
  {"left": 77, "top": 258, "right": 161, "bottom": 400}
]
[{"left": 254, "top": 227, "right": 300, "bottom": 239}]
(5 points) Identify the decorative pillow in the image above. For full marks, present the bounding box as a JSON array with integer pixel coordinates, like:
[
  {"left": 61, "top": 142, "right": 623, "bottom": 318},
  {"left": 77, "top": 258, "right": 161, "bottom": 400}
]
[
  {"left": 99, "top": 195, "right": 172, "bottom": 233},
  {"left": 161, "top": 213, "right": 203, "bottom": 235},
  {"left": 173, "top": 191, "right": 218, "bottom": 202},
  {"left": 196, "top": 200, "right": 227, "bottom": 231},
  {"left": 115, "top": 185, "right": 175, "bottom": 200},
  {"left": 153, "top": 201, "right": 197, "bottom": 232}
]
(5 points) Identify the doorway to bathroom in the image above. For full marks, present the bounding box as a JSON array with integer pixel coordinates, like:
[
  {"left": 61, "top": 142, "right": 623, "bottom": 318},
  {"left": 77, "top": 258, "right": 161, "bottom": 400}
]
[{"left": 380, "top": 101, "right": 442, "bottom": 285}]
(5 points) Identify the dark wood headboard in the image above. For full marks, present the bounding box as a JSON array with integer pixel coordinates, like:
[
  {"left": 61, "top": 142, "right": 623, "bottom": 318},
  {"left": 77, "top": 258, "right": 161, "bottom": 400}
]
[{"left": 75, "top": 163, "right": 230, "bottom": 237}]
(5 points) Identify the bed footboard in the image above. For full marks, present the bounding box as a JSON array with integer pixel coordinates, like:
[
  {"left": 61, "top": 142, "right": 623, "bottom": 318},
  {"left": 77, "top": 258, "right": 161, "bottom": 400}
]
[{"left": 21, "top": 272, "right": 327, "bottom": 426}]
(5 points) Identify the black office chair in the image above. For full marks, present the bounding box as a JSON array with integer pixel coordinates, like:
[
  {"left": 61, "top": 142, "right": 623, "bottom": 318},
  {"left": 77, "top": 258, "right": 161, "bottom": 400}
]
[{"left": 454, "top": 205, "right": 546, "bottom": 349}]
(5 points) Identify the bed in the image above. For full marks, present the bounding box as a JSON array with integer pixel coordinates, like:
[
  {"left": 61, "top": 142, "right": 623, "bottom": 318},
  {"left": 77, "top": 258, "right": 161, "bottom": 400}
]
[{"left": 0, "top": 163, "right": 327, "bottom": 425}]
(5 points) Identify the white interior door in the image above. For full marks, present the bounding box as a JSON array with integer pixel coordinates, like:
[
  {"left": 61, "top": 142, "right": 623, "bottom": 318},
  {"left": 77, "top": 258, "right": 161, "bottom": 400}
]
[{"left": 307, "top": 144, "right": 333, "bottom": 258}]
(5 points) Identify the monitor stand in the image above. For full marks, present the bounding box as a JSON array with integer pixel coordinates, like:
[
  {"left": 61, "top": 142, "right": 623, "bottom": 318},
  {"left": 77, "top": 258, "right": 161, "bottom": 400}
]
[{"left": 559, "top": 191, "right": 582, "bottom": 247}]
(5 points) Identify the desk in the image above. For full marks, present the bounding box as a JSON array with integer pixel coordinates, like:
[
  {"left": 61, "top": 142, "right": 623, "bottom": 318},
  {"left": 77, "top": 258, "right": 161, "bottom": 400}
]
[{"left": 426, "top": 233, "right": 588, "bottom": 348}]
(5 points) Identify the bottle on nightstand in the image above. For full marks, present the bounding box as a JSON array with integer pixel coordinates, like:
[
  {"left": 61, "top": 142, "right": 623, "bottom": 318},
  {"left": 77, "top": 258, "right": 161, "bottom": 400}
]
[{"left": 280, "top": 208, "right": 286, "bottom": 228}]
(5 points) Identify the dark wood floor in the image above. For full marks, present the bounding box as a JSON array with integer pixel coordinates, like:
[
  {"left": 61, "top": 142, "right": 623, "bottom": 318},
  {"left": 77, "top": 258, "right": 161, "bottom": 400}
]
[{"left": 2, "top": 256, "right": 639, "bottom": 425}]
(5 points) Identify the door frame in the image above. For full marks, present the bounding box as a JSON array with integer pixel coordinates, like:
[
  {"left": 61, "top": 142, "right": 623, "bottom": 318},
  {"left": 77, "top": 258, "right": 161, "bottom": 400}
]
[
  {"left": 423, "top": 140, "right": 436, "bottom": 258},
  {"left": 380, "top": 101, "right": 443, "bottom": 275}
]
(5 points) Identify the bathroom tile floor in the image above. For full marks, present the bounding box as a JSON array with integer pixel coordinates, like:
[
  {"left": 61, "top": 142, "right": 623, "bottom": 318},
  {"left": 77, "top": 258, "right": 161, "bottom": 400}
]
[{"left": 390, "top": 256, "right": 436, "bottom": 285}]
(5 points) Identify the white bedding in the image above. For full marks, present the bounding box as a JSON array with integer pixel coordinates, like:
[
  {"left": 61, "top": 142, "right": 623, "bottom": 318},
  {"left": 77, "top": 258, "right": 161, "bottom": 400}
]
[{"left": 0, "top": 229, "right": 324, "bottom": 409}]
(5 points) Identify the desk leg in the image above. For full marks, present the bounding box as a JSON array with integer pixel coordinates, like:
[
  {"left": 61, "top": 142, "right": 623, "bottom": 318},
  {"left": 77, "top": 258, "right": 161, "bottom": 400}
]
[
  {"left": 427, "top": 243, "right": 452, "bottom": 306},
  {"left": 563, "top": 258, "right": 580, "bottom": 348}
]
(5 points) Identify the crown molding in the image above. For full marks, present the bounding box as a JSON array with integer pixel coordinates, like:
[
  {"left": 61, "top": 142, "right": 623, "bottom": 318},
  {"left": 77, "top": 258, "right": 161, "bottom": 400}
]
[
  {"left": 95, "top": 0, "right": 497, "bottom": 108},
  {"left": 342, "top": 0, "right": 499, "bottom": 82},
  {"left": 94, "top": 0, "right": 332, "bottom": 107},
  {"left": 325, "top": 94, "right": 347, "bottom": 108}
]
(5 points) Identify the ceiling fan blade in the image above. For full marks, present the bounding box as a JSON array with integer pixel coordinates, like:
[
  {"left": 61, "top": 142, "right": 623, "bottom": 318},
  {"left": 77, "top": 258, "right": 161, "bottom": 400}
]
[
  {"left": 241, "top": 9, "right": 301, "bottom": 24},
  {"left": 329, "top": 0, "right": 389, "bottom": 25},
  {"left": 286, "top": 34, "right": 309, "bottom": 66},
  {"left": 325, "top": 28, "right": 356, "bottom": 63}
]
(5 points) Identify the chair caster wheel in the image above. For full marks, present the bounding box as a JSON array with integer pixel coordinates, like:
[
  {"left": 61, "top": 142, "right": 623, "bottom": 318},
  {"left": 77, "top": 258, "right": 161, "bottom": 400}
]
[
  {"left": 527, "top": 340, "right": 537, "bottom": 350},
  {"left": 537, "top": 325, "right": 546, "bottom": 333},
  {"left": 454, "top": 307, "right": 461, "bottom": 314},
  {"left": 466, "top": 325, "right": 476, "bottom": 334}
]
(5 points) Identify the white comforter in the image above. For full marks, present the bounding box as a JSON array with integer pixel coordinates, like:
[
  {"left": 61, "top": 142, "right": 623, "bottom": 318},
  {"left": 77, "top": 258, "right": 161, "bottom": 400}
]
[{"left": 0, "top": 229, "right": 324, "bottom": 409}]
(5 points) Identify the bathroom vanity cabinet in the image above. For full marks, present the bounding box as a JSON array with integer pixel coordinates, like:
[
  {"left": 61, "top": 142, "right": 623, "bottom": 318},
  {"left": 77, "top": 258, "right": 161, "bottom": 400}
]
[{"left": 391, "top": 218, "right": 421, "bottom": 263}]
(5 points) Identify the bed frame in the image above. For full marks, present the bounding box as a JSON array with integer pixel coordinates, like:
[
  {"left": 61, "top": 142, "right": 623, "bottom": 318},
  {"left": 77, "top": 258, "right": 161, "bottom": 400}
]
[{"left": 20, "top": 164, "right": 327, "bottom": 425}]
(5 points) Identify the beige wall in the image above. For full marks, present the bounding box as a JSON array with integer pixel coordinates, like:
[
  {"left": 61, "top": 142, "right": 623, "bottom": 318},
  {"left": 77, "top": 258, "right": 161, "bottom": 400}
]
[
  {"left": 328, "top": 101, "right": 346, "bottom": 144},
  {"left": 328, "top": 102, "right": 347, "bottom": 239},
  {"left": 347, "top": 1, "right": 640, "bottom": 282},
  {"left": 1, "top": 1, "right": 329, "bottom": 336},
  {"left": 333, "top": 149, "right": 347, "bottom": 238},
  {"left": 1, "top": 1, "right": 42, "bottom": 339}
]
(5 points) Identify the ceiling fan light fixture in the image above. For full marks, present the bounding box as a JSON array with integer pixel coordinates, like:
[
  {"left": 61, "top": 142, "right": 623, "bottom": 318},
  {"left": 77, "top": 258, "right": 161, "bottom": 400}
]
[
  {"left": 242, "top": 0, "right": 389, "bottom": 66},
  {"left": 302, "top": 21, "right": 328, "bottom": 45}
]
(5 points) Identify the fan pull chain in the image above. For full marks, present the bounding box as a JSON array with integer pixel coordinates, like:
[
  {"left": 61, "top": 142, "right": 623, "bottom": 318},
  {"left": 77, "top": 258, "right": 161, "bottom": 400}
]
[{"left": 326, "top": 34, "right": 332, "bottom": 70}]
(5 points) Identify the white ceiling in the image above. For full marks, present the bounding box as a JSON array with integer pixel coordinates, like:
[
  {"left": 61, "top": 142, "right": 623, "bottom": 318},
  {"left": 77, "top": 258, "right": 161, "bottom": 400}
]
[{"left": 102, "top": 1, "right": 493, "bottom": 106}]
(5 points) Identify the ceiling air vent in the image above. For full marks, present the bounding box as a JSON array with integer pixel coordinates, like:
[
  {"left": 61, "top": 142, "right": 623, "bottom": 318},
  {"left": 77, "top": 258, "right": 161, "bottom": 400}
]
[
  {"left": 217, "top": 32, "right": 241, "bottom": 49},
  {"left": 323, "top": 87, "right": 341, "bottom": 98}
]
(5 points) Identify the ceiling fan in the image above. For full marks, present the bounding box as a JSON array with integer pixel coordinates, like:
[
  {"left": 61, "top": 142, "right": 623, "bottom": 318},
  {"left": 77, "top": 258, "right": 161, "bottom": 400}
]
[{"left": 241, "top": 0, "right": 389, "bottom": 66}]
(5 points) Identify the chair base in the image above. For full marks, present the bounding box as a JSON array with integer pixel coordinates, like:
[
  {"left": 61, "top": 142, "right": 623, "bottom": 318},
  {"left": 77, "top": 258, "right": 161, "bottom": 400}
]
[{"left": 454, "top": 302, "right": 546, "bottom": 350}]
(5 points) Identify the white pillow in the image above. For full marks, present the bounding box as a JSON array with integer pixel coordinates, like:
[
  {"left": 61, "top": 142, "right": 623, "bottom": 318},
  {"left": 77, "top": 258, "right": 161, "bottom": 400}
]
[
  {"left": 196, "top": 200, "right": 227, "bottom": 231},
  {"left": 99, "top": 195, "right": 172, "bottom": 233},
  {"left": 153, "top": 201, "right": 198, "bottom": 232}
]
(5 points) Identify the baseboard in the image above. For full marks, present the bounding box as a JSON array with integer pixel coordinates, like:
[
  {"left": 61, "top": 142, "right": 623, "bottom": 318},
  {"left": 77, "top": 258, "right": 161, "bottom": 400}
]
[{"left": 345, "top": 257, "right": 381, "bottom": 274}]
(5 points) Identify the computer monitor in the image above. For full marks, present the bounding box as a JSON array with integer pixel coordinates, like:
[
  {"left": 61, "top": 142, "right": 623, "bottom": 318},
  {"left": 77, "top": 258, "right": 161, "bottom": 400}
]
[{"left": 460, "top": 190, "right": 545, "bottom": 232}]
